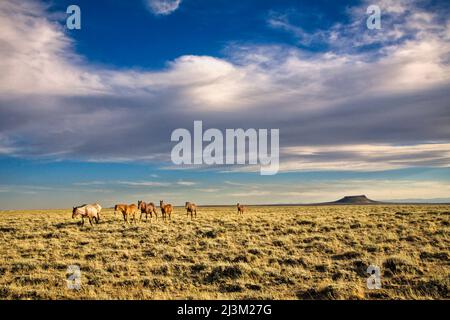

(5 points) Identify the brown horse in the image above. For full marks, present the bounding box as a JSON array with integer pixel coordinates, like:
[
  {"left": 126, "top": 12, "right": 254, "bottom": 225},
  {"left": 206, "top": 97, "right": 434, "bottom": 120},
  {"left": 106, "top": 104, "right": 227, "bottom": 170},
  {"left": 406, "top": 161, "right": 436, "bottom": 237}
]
[
  {"left": 185, "top": 202, "right": 197, "bottom": 219},
  {"left": 138, "top": 200, "right": 158, "bottom": 221},
  {"left": 115, "top": 203, "right": 138, "bottom": 224},
  {"left": 114, "top": 204, "right": 127, "bottom": 219},
  {"left": 160, "top": 200, "right": 173, "bottom": 221},
  {"left": 237, "top": 203, "right": 245, "bottom": 215},
  {"left": 72, "top": 203, "right": 102, "bottom": 226}
]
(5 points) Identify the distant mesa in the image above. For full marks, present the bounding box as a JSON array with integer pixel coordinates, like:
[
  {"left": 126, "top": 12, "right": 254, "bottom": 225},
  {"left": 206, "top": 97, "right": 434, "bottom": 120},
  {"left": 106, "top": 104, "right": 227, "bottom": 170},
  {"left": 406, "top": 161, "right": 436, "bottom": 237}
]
[{"left": 329, "top": 195, "right": 380, "bottom": 205}]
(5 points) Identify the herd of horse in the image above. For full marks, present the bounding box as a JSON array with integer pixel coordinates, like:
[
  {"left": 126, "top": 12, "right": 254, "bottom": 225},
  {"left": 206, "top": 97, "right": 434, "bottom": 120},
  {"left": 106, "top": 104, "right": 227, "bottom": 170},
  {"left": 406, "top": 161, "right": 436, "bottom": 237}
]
[{"left": 72, "top": 201, "right": 246, "bottom": 226}]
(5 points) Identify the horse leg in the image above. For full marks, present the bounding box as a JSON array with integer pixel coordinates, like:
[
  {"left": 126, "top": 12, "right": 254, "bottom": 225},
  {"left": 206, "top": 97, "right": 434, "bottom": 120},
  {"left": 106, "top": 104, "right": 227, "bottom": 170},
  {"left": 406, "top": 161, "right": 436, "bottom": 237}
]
[
  {"left": 81, "top": 216, "right": 84, "bottom": 226},
  {"left": 89, "top": 217, "right": 93, "bottom": 226}
]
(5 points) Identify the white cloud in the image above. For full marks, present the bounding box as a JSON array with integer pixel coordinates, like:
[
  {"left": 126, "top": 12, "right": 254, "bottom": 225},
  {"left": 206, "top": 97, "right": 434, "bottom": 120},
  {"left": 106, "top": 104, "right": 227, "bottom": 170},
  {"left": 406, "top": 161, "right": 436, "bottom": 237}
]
[
  {"left": 177, "top": 180, "right": 196, "bottom": 186},
  {"left": 117, "top": 181, "right": 170, "bottom": 187},
  {"left": 0, "top": 134, "right": 17, "bottom": 155},
  {"left": 280, "top": 143, "right": 450, "bottom": 172},
  {"left": 224, "top": 181, "right": 247, "bottom": 186},
  {"left": 146, "top": 0, "right": 181, "bottom": 16},
  {"left": 73, "top": 181, "right": 107, "bottom": 186},
  {"left": 196, "top": 188, "right": 221, "bottom": 193},
  {"left": 0, "top": 1, "right": 105, "bottom": 96}
]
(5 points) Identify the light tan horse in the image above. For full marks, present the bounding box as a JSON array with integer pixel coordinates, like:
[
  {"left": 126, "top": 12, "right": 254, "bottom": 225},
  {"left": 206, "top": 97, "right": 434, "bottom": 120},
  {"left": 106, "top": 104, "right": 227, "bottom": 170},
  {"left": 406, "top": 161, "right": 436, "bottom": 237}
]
[
  {"left": 72, "top": 203, "right": 102, "bottom": 226},
  {"left": 185, "top": 202, "right": 197, "bottom": 219},
  {"left": 115, "top": 203, "right": 138, "bottom": 224},
  {"left": 237, "top": 203, "right": 245, "bottom": 215},
  {"left": 138, "top": 200, "right": 158, "bottom": 221},
  {"left": 160, "top": 200, "right": 173, "bottom": 221}
]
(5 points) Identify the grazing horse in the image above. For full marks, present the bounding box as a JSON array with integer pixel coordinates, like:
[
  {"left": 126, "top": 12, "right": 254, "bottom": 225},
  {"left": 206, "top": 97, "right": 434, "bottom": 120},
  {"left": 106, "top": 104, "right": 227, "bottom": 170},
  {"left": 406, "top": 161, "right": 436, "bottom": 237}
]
[
  {"left": 160, "top": 200, "right": 173, "bottom": 221},
  {"left": 185, "top": 202, "right": 197, "bottom": 219},
  {"left": 237, "top": 203, "right": 245, "bottom": 215},
  {"left": 138, "top": 200, "right": 158, "bottom": 221},
  {"left": 115, "top": 203, "right": 138, "bottom": 224},
  {"left": 72, "top": 203, "right": 102, "bottom": 226}
]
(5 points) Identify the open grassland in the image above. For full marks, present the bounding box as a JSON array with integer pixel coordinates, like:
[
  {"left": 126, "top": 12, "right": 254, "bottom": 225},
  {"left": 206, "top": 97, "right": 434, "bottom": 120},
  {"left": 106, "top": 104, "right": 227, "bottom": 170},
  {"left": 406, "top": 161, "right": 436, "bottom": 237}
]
[{"left": 0, "top": 205, "right": 448, "bottom": 299}]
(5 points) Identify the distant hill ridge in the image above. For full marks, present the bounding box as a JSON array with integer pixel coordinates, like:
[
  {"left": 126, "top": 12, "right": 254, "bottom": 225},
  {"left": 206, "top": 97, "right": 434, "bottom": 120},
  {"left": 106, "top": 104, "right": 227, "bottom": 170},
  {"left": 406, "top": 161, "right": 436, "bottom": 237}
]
[{"left": 331, "top": 195, "right": 380, "bottom": 204}]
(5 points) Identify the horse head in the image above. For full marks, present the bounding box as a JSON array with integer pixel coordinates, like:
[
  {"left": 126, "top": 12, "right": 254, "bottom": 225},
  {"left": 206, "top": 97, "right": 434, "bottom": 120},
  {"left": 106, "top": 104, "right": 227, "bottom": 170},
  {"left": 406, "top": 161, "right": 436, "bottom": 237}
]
[{"left": 72, "top": 207, "right": 78, "bottom": 218}]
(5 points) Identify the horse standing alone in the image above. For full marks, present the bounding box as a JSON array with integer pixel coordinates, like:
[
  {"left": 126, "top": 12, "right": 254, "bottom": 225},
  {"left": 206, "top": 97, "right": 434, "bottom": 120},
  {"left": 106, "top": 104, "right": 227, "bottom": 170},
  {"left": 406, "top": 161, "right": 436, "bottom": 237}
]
[
  {"left": 237, "top": 203, "right": 245, "bottom": 215},
  {"left": 72, "top": 203, "right": 102, "bottom": 226},
  {"left": 185, "top": 202, "right": 197, "bottom": 219}
]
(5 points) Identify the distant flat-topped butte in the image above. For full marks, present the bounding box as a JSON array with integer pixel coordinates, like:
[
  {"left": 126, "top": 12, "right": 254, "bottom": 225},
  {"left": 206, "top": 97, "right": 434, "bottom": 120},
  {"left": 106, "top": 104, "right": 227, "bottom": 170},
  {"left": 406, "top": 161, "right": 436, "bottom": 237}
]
[
  {"left": 325, "top": 195, "right": 380, "bottom": 205},
  {"left": 226, "top": 195, "right": 450, "bottom": 207}
]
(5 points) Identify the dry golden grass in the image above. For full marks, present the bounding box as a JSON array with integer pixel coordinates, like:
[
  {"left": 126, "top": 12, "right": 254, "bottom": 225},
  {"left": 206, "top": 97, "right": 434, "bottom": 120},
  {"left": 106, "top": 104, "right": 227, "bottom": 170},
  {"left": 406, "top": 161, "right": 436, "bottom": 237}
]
[{"left": 0, "top": 205, "right": 448, "bottom": 299}]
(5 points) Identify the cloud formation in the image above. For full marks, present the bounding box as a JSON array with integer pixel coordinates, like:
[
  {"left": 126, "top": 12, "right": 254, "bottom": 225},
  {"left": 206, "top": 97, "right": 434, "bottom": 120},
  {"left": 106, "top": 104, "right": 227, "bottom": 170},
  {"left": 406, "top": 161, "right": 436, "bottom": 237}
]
[
  {"left": 146, "top": 0, "right": 181, "bottom": 16},
  {"left": 0, "top": 0, "right": 449, "bottom": 173}
]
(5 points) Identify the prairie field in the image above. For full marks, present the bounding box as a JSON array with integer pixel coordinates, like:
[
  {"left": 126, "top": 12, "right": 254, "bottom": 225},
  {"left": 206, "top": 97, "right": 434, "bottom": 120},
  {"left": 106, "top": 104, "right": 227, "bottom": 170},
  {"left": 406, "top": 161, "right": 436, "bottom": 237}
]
[{"left": 0, "top": 205, "right": 448, "bottom": 300}]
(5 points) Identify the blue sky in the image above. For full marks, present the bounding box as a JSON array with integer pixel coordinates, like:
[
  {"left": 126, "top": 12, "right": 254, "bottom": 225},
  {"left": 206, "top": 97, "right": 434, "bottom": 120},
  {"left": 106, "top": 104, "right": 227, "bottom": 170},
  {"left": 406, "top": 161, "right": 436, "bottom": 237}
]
[
  {"left": 0, "top": 0, "right": 450, "bottom": 209},
  {"left": 51, "top": 0, "right": 359, "bottom": 68}
]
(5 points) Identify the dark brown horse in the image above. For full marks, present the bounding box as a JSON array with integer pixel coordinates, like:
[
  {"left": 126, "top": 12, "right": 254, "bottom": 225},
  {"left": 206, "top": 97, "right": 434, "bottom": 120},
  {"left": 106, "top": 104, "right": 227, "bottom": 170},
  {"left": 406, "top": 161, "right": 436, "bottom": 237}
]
[
  {"left": 72, "top": 203, "right": 102, "bottom": 226},
  {"left": 185, "top": 202, "right": 197, "bottom": 219},
  {"left": 237, "top": 203, "right": 245, "bottom": 215},
  {"left": 115, "top": 203, "right": 138, "bottom": 224},
  {"left": 138, "top": 200, "right": 158, "bottom": 221},
  {"left": 160, "top": 200, "right": 173, "bottom": 221}
]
